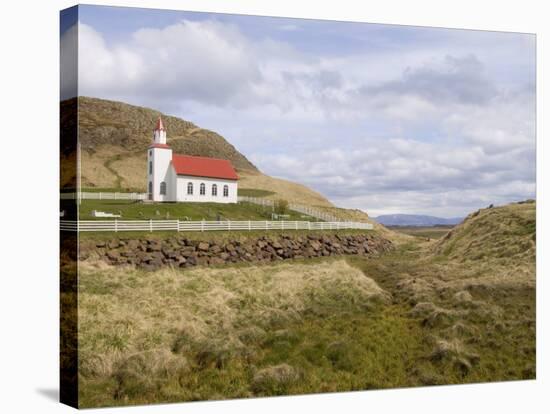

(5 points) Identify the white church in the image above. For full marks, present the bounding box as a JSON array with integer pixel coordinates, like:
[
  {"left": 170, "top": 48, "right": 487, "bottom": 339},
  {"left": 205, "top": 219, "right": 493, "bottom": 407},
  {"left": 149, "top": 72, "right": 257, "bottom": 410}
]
[{"left": 147, "top": 117, "right": 239, "bottom": 203}]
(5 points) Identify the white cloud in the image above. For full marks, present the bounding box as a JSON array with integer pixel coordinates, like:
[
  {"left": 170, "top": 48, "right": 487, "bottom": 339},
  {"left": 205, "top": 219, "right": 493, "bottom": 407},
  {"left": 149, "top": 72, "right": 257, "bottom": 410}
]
[
  {"left": 60, "top": 24, "right": 78, "bottom": 100},
  {"left": 251, "top": 129, "right": 535, "bottom": 217},
  {"left": 78, "top": 21, "right": 263, "bottom": 108}
]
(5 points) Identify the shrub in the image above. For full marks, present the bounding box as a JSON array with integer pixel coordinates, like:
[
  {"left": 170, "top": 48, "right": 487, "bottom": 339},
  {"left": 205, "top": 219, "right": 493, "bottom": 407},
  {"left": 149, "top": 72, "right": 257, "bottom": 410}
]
[{"left": 274, "top": 199, "right": 289, "bottom": 215}]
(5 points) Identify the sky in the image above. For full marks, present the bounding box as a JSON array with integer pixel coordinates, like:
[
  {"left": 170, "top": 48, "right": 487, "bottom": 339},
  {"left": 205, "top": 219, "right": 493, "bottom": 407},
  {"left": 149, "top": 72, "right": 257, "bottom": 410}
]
[{"left": 61, "top": 5, "right": 536, "bottom": 217}]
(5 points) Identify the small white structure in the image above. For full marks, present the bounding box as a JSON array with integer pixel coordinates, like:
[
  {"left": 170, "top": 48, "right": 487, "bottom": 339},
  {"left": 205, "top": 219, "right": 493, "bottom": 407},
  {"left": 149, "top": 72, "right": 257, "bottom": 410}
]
[
  {"left": 91, "top": 210, "right": 122, "bottom": 218},
  {"left": 147, "top": 117, "right": 239, "bottom": 203}
]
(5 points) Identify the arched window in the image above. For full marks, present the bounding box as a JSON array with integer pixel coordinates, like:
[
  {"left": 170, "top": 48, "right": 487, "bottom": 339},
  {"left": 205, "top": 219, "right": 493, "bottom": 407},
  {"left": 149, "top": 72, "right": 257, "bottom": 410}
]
[
  {"left": 187, "top": 182, "right": 193, "bottom": 195},
  {"left": 148, "top": 181, "right": 153, "bottom": 199},
  {"left": 149, "top": 161, "right": 152, "bottom": 174},
  {"left": 160, "top": 181, "right": 166, "bottom": 195},
  {"left": 212, "top": 184, "right": 217, "bottom": 196},
  {"left": 223, "top": 185, "right": 229, "bottom": 197},
  {"left": 200, "top": 183, "right": 206, "bottom": 195}
]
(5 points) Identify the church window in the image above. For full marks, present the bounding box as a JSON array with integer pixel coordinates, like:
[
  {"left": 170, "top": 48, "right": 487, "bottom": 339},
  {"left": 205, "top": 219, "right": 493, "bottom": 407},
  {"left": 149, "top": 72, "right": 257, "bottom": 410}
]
[
  {"left": 187, "top": 182, "right": 193, "bottom": 195},
  {"left": 200, "top": 183, "right": 206, "bottom": 195},
  {"left": 223, "top": 185, "right": 229, "bottom": 197},
  {"left": 160, "top": 181, "right": 166, "bottom": 195},
  {"left": 212, "top": 184, "right": 217, "bottom": 196},
  {"left": 149, "top": 161, "right": 152, "bottom": 174},
  {"left": 148, "top": 181, "right": 152, "bottom": 195}
]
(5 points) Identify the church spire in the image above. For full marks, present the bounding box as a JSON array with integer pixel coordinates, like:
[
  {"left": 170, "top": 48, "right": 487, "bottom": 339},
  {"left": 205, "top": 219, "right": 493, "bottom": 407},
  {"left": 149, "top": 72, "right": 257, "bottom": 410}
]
[
  {"left": 152, "top": 116, "right": 167, "bottom": 145},
  {"left": 155, "top": 116, "right": 165, "bottom": 131}
]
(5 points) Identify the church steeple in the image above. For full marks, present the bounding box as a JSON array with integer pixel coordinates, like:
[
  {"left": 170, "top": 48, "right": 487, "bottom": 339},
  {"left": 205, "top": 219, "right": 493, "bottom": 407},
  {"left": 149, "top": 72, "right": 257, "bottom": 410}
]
[
  {"left": 155, "top": 116, "right": 165, "bottom": 131},
  {"left": 153, "top": 116, "right": 167, "bottom": 144}
]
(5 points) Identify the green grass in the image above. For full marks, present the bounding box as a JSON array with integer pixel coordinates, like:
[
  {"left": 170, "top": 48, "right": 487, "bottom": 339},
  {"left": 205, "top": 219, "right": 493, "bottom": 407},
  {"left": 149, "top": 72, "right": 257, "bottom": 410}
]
[
  {"left": 80, "top": 187, "right": 145, "bottom": 193},
  {"left": 78, "top": 199, "right": 319, "bottom": 221},
  {"left": 77, "top": 260, "right": 424, "bottom": 407},
  {"left": 237, "top": 188, "right": 276, "bottom": 198},
  {"left": 82, "top": 309, "right": 429, "bottom": 407}
]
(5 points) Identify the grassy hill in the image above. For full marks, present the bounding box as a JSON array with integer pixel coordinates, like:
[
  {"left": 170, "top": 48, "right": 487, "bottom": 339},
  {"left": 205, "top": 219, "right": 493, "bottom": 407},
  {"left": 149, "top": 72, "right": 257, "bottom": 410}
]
[
  {"left": 433, "top": 200, "right": 536, "bottom": 262},
  {"left": 70, "top": 96, "right": 258, "bottom": 170},
  {"left": 75, "top": 200, "right": 536, "bottom": 407}
]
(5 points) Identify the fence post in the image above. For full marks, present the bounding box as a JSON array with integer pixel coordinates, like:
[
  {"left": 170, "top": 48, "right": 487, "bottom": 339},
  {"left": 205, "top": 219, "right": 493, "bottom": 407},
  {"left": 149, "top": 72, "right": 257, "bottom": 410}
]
[
  {"left": 308, "top": 221, "right": 311, "bottom": 230},
  {"left": 177, "top": 219, "right": 180, "bottom": 232},
  {"left": 295, "top": 221, "right": 298, "bottom": 230},
  {"left": 99, "top": 192, "right": 102, "bottom": 200},
  {"left": 115, "top": 219, "right": 118, "bottom": 233},
  {"left": 248, "top": 220, "right": 251, "bottom": 231},
  {"left": 149, "top": 219, "right": 152, "bottom": 233}
]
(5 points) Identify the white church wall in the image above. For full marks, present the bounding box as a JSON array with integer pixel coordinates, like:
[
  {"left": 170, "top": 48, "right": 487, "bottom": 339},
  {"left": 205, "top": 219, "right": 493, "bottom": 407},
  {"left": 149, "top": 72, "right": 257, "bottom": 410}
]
[
  {"left": 175, "top": 175, "right": 238, "bottom": 203},
  {"left": 148, "top": 147, "right": 174, "bottom": 202}
]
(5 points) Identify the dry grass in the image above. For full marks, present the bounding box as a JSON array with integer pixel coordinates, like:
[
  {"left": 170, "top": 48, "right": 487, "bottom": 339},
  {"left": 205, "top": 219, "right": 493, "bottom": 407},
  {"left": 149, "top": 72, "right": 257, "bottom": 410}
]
[
  {"left": 80, "top": 147, "right": 121, "bottom": 189},
  {"left": 346, "top": 201, "right": 536, "bottom": 385},
  {"left": 109, "top": 154, "right": 147, "bottom": 190},
  {"left": 251, "top": 364, "right": 300, "bottom": 395},
  {"left": 237, "top": 171, "right": 334, "bottom": 207},
  {"left": 433, "top": 201, "right": 536, "bottom": 262},
  {"left": 78, "top": 259, "right": 390, "bottom": 406}
]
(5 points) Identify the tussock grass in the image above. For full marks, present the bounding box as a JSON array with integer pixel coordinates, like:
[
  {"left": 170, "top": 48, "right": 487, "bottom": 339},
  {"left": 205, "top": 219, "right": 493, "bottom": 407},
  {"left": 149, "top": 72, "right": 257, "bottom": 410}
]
[
  {"left": 251, "top": 364, "right": 300, "bottom": 395},
  {"left": 346, "top": 201, "right": 536, "bottom": 387},
  {"left": 78, "top": 260, "right": 392, "bottom": 406}
]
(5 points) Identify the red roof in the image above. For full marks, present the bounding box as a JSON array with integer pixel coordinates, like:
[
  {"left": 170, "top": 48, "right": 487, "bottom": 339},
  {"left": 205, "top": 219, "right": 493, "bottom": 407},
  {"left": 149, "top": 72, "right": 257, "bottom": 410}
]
[
  {"left": 149, "top": 143, "right": 171, "bottom": 149},
  {"left": 155, "top": 116, "right": 165, "bottom": 131},
  {"left": 171, "top": 154, "right": 239, "bottom": 181}
]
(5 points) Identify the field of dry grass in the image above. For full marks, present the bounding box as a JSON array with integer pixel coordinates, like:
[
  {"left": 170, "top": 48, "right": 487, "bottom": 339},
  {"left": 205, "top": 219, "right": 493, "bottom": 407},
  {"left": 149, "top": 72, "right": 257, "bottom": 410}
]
[
  {"left": 78, "top": 260, "right": 395, "bottom": 406},
  {"left": 76, "top": 201, "right": 536, "bottom": 407},
  {"left": 233, "top": 171, "right": 334, "bottom": 208}
]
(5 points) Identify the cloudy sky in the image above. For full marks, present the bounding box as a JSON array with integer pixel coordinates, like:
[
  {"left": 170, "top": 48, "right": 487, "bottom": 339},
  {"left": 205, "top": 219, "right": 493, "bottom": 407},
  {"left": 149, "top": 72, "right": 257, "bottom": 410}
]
[{"left": 61, "top": 5, "right": 536, "bottom": 217}]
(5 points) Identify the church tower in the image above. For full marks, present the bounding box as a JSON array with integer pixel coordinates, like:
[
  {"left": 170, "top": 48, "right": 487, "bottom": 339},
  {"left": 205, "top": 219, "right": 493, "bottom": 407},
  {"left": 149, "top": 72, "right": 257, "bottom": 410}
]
[{"left": 147, "top": 116, "right": 173, "bottom": 201}]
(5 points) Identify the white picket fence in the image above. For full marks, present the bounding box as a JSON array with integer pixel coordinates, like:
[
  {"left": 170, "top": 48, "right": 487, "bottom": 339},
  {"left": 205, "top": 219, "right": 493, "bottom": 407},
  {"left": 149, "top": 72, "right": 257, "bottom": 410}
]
[
  {"left": 60, "top": 192, "right": 147, "bottom": 200},
  {"left": 60, "top": 219, "right": 373, "bottom": 233}
]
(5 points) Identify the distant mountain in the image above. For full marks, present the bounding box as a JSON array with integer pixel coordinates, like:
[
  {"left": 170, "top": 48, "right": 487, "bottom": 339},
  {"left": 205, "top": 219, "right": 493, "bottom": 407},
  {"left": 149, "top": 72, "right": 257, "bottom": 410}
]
[{"left": 373, "top": 214, "right": 463, "bottom": 227}]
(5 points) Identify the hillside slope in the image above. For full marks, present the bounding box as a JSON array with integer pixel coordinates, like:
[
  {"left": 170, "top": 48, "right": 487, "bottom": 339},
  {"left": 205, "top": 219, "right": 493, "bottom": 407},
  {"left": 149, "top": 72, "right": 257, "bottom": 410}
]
[
  {"left": 433, "top": 200, "right": 536, "bottom": 263},
  {"left": 74, "top": 97, "right": 258, "bottom": 171}
]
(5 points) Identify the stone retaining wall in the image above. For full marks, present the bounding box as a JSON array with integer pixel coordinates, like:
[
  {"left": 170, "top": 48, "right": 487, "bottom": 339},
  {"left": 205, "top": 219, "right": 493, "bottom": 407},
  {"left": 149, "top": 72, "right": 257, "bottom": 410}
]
[{"left": 80, "top": 233, "right": 392, "bottom": 270}]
